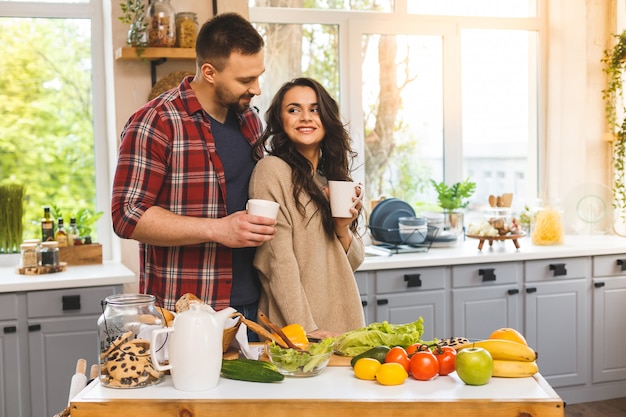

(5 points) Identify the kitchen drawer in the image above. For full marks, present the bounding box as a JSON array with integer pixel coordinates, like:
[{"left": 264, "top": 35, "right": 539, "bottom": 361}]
[
  {"left": 452, "top": 262, "right": 521, "bottom": 288},
  {"left": 0, "top": 293, "right": 18, "bottom": 320},
  {"left": 375, "top": 267, "right": 446, "bottom": 294},
  {"left": 593, "top": 254, "right": 626, "bottom": 277},
  {"left": 355, "top": 271, "right": 369, "bottom": 295},
  {"left": 525, "top": 257, "right": 589, "bottom": 282},
  {"left": 27, "top": 286, "right": 118, "bottom": 318}
]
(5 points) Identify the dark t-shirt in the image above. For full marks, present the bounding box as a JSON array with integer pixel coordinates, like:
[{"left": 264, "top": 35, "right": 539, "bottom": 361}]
[{"left": 210, "top": 110, "right": 260, "bottom": 305}]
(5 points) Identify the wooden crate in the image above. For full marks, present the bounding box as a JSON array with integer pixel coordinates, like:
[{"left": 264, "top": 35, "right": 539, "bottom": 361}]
[{"left": 59, "top": 243, "right": 102, "bottom": 265}]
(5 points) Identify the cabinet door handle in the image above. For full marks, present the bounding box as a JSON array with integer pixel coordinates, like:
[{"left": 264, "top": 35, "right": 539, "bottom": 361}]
[
  {"left": 594, "top": 281, "right": 606, "bottom": 288},
  {"left": 3, "top": 326, "right": 17, "bottom": 334},
  {"left": 62, "top": 294, "right": 81, "bottom": 311},
  {"left": 526, "top": 287, "right": 537, "bottom": 293},
  {"left": 28, "top": 324, "right": 41, "bottom": 332},
  {"left": 617, "top": 259, "right": 626, "bottom": 271},
  {"left": 549, "top": 263, "right": 567, "bottom": 276},
  {"left": 479, "top": 268, "right": 496, "bottom": 282},
  {"left": 377, "top": 299, "right": 389, "bottom": 306},
  {"left": 404, "top": 273, "right": 422, "bottom": 288},
  {"left": 361, "top": 300, "right": 368, "bottom": 307},
  {"left": 507, "top": 288, "right": 519, "bottom": 295}
]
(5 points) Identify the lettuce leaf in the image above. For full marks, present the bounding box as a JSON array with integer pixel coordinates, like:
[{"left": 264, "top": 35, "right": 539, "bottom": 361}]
[{"left": 334, "top": 318, "right": 425, "bottom": 356}]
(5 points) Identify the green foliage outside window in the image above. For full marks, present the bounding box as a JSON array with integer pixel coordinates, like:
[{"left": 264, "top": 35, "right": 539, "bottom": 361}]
[{"left": 0, "top": 18, "right": 98, "bottom": 242}]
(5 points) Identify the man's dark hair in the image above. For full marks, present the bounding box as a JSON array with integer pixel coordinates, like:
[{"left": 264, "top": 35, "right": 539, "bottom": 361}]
[{"left": 195, "top": 13, "right": 264, "bottom": 71}]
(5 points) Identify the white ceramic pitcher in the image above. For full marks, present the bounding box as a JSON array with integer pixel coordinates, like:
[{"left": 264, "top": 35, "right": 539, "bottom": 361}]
[{"left": 151, "top": 303, "right": 235, "bottom": 391}]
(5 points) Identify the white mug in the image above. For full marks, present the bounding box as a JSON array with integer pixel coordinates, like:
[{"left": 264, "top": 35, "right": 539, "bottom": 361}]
[
  {"left": 246, "top": 199, "right": 280, "bottom": 220},
  {"left": 328, "top": 180, "right": 363, "bottom": 218}
]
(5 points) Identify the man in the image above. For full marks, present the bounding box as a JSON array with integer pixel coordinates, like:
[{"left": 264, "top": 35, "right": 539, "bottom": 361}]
[{"left": 111, "top": 13, "right": 275, "bottom": 327}]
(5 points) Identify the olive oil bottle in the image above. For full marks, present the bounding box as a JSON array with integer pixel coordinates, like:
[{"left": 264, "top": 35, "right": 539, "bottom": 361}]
[
  {"left": 55, "top": 218, "right": 68, "bottom": 247},
  {"left": 41, "top": 207, "right": 55, "bottom": 242}
]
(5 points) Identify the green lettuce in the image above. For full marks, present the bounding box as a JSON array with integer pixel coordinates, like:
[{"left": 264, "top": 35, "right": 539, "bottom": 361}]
[
  {"left": 267, "top": 337, "right": 335, "bottom": 373},
  {"left": 334, "top": 318, "right": 425, "bottom": 356}
]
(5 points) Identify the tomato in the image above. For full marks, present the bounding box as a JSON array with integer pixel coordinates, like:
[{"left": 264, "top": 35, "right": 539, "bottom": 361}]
[
  {"left": 409, "top": 350, "right": 439, "bottom": 381},
  {"left": 434, "top": 346, "right": 456, "bottom": 376},
  {"left": 353, "top": 358, "right": 381, "bottom": 381},
  {"left": 405, "top": 343, "right": 424, "bottom": 356},
  {"left": 385, "top": 346, "right": 410, "bottom": 372},
  {"left": 375, "top": 362, "right": 408, "bottom": 386}
]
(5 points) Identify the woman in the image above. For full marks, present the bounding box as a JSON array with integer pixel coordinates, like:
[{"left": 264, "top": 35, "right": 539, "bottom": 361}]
[{"left": 249, "top": 77, "right": 365, "bottom": 339}]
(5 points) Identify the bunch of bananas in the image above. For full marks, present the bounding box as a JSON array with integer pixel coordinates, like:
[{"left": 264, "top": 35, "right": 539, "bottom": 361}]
[{"left": 452, "top": 329, "right": 539, "bottom": 378}]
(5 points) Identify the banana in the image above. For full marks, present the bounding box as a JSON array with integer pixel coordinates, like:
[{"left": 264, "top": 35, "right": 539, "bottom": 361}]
[
  {"left": 453, "top": 339, "right": 537, "bottom": 362},
  {"left": 492, "top": 360, "right": 539, "bottom": 378}
]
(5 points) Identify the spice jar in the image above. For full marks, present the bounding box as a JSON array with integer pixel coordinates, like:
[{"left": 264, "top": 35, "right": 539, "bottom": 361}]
[
  {"left": 20, "top": 243, "right": 39, "bottom": 268},
  {"left": 147, "top": 0, "right": 176, "bottom": 47},
  {"left": 175, "top": 12, "right": 198, "bottom": 48},
  {"left": 531, "top": 198, "right": 564, "bottom": 245},
  {"left": 40, "top": 241, "right": 60, "bottom": 266},
  {"left": 97, "top": 294, "right": 165, "bottom": 388}
]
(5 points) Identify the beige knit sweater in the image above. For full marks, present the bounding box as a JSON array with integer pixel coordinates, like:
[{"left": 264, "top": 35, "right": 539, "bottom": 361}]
[{"left": 250, "top": 156, "right": 365, "bottom": 334}]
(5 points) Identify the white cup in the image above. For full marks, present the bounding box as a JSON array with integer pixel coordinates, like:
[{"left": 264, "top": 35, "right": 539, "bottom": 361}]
[
  {"left": 328, "top": 180, "right": 363, "bottom": 218},
  {"left": 246, "top": 199, "right": 280, "bottom": 220}
]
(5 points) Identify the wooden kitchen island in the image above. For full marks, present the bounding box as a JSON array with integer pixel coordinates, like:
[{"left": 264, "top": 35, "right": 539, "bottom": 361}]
[{"left": 70, "top": 366, "right": 564, "bottom": 417}]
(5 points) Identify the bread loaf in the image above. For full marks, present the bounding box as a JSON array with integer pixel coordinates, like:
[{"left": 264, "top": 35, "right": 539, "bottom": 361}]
[{"left": 175, "top": 293, "right": 203, "bottom": 313}]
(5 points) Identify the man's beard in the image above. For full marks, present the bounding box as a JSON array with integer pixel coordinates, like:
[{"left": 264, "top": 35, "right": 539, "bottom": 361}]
[{"left": 216, "top": 82, "right": 252, "bottom": 113}]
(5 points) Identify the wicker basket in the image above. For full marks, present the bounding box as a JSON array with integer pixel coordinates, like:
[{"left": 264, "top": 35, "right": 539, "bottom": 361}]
[{"left": 223, "top": 313, "right": 243, "bottom": 353}]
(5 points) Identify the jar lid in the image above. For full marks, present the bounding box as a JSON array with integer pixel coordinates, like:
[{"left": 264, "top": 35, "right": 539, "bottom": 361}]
[
  {"left": 176, "top": 11, "right": 197, "bottom": 17},
  {"left": 41, "top": 241, "right": 59, "bottom": 248},
  {"left": 23, "top": 238, "right": 41, "bottom": 245},
  {"left": 20, "top": 243, "right": 38, "bottom": 249}
]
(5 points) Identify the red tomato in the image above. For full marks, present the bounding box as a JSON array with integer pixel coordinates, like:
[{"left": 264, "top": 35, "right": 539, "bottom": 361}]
[
  {"left": 409, "top": 350, "right": 439, "bottom": 381},
  {"left": 405, "top": 343, "right": 423, "bottom": 356},
  {"left": 385, "top": 346, "right": 410, "bottom": 372},
  {"left": 434, "top": 346, "right": 456, "bottom": 376}
]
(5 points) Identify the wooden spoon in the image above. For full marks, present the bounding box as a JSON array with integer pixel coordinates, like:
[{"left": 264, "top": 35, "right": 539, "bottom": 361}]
[
  {"left": 257, "top": 311, "right": 305, "bottom": 351},
  {"left": 501, "top": 193, "right": 513, "bottom": 208},
  {"left": 488, "top": 195, "right": 497, "bottom": 207}
]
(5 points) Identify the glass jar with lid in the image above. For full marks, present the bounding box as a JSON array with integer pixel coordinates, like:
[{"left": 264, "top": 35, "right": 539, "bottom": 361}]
[
  {"left": 175, "top": 12, "right": 198, "bottom": 48},
  {"left": 40, "top": 241, "right": 59, "bottom": 266},
  {"left": 20, "top": 243, "right": 39, "bottom": 268},
  {"left": 147, "top": 0, "right": 176, "bottom": 47},
  {"left": 97, "top": 294, "right": 165, "bottom": 388},
  {"left": 530, "top": 198, "right": 564, "bottom": 245}
]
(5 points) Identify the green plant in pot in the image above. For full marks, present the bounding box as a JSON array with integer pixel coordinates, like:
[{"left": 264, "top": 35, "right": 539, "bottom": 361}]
[
  {"left": 119, "top": 0, "right": 147, "bottom": 51},
  {"left": 0, "top": 183, "right": 25, "bottom": 254},
  {"left": 430, "top": 178, "right": 476, "bottom": 235}
]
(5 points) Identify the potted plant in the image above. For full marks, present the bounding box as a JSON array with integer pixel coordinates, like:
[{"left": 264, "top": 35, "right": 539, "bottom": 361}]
[
  {"left": 430, "top": 178, "right": 476, "bottom": 235},
  {"left": 602, "top": 30, "right": 626, "bottom": 227},
  {"left": 119, "top": 0, "right": 148, "bottom": 51},
  {"left": 0, "top": 183, "right": 25, "bottom": 254}
]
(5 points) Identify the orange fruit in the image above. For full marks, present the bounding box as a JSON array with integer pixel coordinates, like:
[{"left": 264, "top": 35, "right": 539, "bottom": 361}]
[
  {"left": 273, "top": 323, "right": 309, "bottom": 350},
  {"left": 489, "top": 327, "right": 528, "bottom": 346}
]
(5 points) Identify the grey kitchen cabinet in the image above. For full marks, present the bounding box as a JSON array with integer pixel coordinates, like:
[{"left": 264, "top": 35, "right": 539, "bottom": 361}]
[
  {"left": 373, "top": 267, "right": 448, "bottom": 341},
  {"left": 0, "top": 285, "right": 121, "bottom": 417},
  {"left": 451, "top": 262, "right": 523, "bottom": 340},
  {"left": 0, "top": 293, "right": 24, "bottom": 417},
  {"left": 524, "top": 257, "right": 590, "bottom": 388},
  {"left": 592, "top": 254, "right": 626, "bottom": 383},
  {"left": 355, "top": 271, "right": 373, "bottom": 324}
]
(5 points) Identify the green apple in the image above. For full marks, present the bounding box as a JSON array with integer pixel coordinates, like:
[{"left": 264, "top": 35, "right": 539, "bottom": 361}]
[{"left": 455, "top": 347, "right": 493, "bottom": 386}]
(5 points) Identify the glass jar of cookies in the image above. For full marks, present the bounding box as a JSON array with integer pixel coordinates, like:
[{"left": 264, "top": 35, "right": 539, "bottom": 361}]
[
  {"left": 97, "top": 294, "right": 165, "bottom": 388},
  {"left": 147, "top": 0, "right": 176, "bottom": 47}
]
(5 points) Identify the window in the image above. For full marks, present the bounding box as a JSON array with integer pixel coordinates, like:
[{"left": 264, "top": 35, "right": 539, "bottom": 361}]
[
  {"left": 249, "top": 0, "right": 543, "bottom": 222},
  {"left": 0, "top": 0, "right": 111, "bottom": 255}
]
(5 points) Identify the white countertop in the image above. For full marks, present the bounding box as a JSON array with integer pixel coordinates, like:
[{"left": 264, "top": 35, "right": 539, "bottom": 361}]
[
  {"left": 359, "top": 234, "right": 626, "bottom": 270},
  {"left": 0, "top": 260, "right": 135, "bottom": 292},
  {"left": 73, "top": 367, "right": 557, "bottom": 402}
]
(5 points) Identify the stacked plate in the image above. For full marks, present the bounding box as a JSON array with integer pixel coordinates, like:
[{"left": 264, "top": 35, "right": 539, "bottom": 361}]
[{"left": 368, "top": 198, "right": 416, "bottom": 244}]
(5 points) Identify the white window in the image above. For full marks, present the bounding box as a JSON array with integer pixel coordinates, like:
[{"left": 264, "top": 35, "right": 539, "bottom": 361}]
[
  {"left": 249, "top": 0, "right": 542, "bottom": 221},
  {"left": 0, "top": 0, "right": 112, "bottom": 257}
]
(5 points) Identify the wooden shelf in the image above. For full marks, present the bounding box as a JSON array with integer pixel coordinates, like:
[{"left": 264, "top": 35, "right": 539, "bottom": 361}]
[
  {"left": 115, "top": 47, "right": 195, "bottom": 60},
  {"left": 115, "top": 47, "right": 195, "bottom": 86}
]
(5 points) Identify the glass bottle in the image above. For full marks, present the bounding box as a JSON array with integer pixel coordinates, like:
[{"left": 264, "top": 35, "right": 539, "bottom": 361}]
[
  {"left": 41, "top": 207, "right": 55, "bottom": 242},
  {"left": 175, "top": 12, "right": 198, "bottom": 48},
  {"left": 68, "top": 217, "right": 79, "bottom": 247},
  {"left": 147, "top": 0, "right": 176, "bottom": 47},
  {"left": 97, "top": 294, "right": 165, "bottom": 388},
  {"left": 40, "top": 241, "right": 60, "bottom": 266},
  {"left": 530, "top": 198, "right": 564, "bottom": 245},
  {"left": 55, "top": 218, "right": 68, "bottom": 247}
]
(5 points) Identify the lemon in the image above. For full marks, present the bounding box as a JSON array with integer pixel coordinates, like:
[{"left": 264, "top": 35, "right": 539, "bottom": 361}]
[
  {"left": 375, "top": 362, "right": 408, "bottom": 386},
  {"left": 353, "top": 358, "right": 381, "bottom": 380}
]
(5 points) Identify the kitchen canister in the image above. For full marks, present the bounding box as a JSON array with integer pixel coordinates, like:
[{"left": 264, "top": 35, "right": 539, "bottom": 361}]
[
  {"left": 147, "top": 0, "right": 176, "bottom": 47},
  {"left": 98, "top": 294, "right": 165, "bottom": 388},
  {"left": 530, "top": 198, "right": 564, "bottom": 245}
]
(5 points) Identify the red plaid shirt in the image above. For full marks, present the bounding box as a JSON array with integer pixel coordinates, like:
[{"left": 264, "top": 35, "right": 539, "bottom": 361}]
[{"left": 111, "top": 76, "right": 263, "bottom": 310}]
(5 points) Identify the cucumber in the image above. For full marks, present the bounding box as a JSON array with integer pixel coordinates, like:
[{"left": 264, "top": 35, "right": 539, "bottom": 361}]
[
  {"left": 221, "top": 358, "right": 284, "bottom": 383},
  {"left": 350, "top": 346, "right": 391, "bottom": 368}
]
